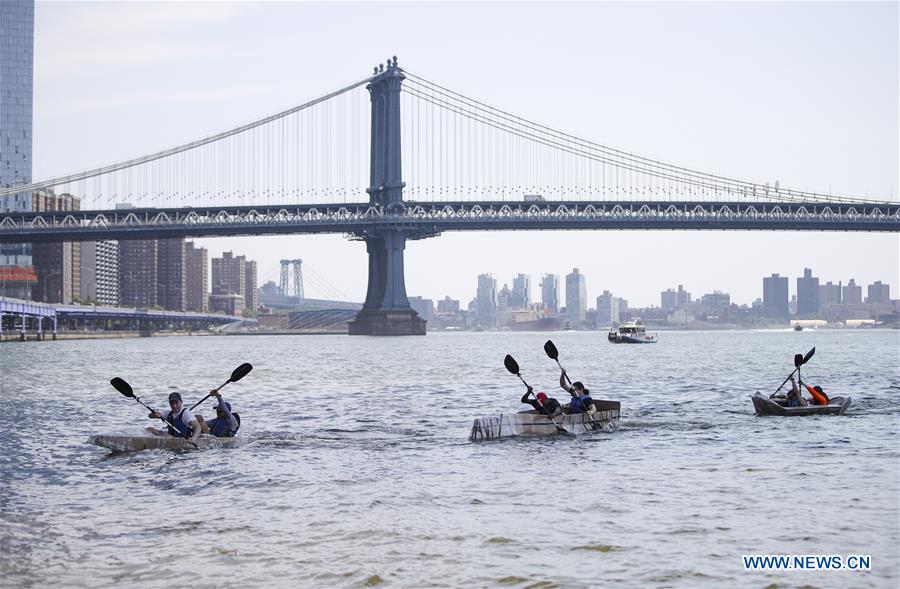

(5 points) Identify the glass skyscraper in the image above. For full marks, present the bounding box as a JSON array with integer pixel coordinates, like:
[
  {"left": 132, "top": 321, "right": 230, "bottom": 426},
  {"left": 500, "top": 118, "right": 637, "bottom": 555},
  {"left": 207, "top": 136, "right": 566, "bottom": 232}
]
[{"left": 0, "top": 0, "right": 35, "bottom": 270}]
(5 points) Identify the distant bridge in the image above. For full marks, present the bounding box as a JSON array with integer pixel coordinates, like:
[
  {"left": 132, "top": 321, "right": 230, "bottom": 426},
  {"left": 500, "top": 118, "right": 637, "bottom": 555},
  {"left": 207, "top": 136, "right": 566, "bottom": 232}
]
[{"left": 2, "top": 57, "right": 896, "bottom": 334}]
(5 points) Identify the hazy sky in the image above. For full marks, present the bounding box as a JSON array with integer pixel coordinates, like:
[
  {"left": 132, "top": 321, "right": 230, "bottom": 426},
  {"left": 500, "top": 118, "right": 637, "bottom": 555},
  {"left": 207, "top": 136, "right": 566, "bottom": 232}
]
[{"left": 33, "top": 1, "right": 898, "bottom": 307}]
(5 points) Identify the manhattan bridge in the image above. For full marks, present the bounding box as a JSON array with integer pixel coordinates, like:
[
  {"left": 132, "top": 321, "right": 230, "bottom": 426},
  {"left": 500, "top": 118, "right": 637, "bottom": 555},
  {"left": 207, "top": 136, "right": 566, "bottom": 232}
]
[{"left": 1, "top": 57, "right": 897, "bottom": 334}]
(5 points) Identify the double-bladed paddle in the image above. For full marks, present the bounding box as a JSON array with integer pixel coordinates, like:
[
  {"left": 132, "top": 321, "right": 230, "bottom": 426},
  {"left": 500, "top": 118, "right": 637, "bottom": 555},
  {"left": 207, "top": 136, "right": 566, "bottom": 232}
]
[
  {"left": 189, "top": 363, "right": 253, "bottom": 411},
  {"left": 543, "top": 340, "right": 573, "bottom": 386},
  {"left": 504, "top": 354, "right": 570, "bottom": 436},
  {"left": 110, "top": 376, "right": 190, "bottom": 440},
  {"left": 771, "top": 347, "right": 815, "bottom": 396}
]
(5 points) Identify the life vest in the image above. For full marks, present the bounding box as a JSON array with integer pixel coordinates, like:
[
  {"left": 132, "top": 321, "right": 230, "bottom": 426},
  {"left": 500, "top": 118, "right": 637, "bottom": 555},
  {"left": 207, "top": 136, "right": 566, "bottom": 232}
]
[
  {"left": 166, "top": 408, "right": 191, "bottom": 438},
  {"left": 208, "top": 412, "right": 241, "bottom": 437},
  {"left": 804, "top": 384, "right": 829, "bottom": 406},
  {"left": 571, "top": 394, "right": 593, "bottom": 414},
  {"left": 787, "top": 399, "right": 801, "bottom": 408}
]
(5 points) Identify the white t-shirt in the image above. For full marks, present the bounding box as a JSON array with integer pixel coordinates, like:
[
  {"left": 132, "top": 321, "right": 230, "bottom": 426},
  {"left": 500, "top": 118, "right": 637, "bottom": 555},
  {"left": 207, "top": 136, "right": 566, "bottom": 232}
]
[{"left": 160, "top": 407, "right": 196, "bottom": 429}]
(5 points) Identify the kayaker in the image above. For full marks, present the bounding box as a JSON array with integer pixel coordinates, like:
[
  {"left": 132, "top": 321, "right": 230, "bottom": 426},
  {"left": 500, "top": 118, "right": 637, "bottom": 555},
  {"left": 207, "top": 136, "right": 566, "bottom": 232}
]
[
  {"left": 521, "top": 385, "right": 562, "bottom": 417},
  {"left": 146, "top": 392, "right": 202, "bottom": 443},
  {"left": 200, "top": 389, "right": 240, "bottom": 437},
  {"left": 800, "top": 380, "right": 829, "bottom": 405},
  {"left": 559, "top": 369, "right": 595, "bottom": 414},
  {"left": 785, "top": 376, "right": 808, "bottom": 407}
]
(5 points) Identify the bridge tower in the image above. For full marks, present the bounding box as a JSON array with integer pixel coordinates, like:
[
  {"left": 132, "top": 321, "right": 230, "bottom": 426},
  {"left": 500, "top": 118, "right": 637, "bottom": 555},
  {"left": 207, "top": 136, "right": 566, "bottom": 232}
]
[
  {"left": 348, "top": 57, "right": 427, "bottom": 336},
  {"left": 279, "top": 259, "right": 304, "bottom": 300}
]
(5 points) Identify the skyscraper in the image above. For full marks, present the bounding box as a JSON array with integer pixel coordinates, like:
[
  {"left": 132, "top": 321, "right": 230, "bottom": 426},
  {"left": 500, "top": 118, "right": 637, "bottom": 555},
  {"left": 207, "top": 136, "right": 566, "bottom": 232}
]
[
  {"left": 661, "top": 284, "right": 691, "bottom": 312},
  {"left": 819, "top": 281, "right": 842, "bottom": 305},
  {"left": 596, "top": 290, "right": 620, "bottom": 328},
  {"left": 0, "top": 0, "right": 36, "bottom": 293},
  {"left": 244, "top": 258, "right": 258, "bottom": 313},
  {"left": 212, "top": 251, "right": 246, "bottom": 298},
  {"left": 509, "top": 273, "right": 530, "bottom": 309},
  {"left": 157, "top": 238, "right": 186, "bottom": 311},
  {"left": 541, "top": 274, "right": 559, "bottom": 314},
  {"left": 119, "top": 240, "right": 158, "bottom": 308},
  {"left": 796, "top": 268, "right": 820, "bottom": 317},
  {"left": 565, "top": 268, "right": 587, "bottom": 324},
  {"left": 867, "top": 281, "right": 890, "bottom": 303},
  {"left": 185, "top": 241, "right": 208, "bottom": 312},
  {"left": 476, "top": 273, "right": 497, "bottom": 328},
  {"left": 80, "top": 240, "right": 119, "bottom": 306},
  {"left": 762, "top": 273, "right": 789, "bottom": 318},
  {"left": 842, "top": 278, "right": 862, "bottom": 305}
]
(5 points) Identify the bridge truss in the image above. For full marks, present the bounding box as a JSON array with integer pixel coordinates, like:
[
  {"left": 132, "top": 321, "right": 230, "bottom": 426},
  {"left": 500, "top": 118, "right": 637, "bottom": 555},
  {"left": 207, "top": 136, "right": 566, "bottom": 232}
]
[{"left": 1, "top": 199, "right": 897, "bottom": 244}]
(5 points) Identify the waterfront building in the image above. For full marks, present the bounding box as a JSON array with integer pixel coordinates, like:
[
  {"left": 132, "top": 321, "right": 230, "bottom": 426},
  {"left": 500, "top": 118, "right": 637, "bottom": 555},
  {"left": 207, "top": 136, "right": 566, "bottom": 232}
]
[
  {"left": 540, "top": 274, "right": 559, "bottom": 314},
  {"left": 408, "top": 296, "right": 434, "bottom": 324},
  {"left": 565, "top": 268, "right": 587, "bottom": 324},
  {"left": 661, "top": 284, "right": 691, "bottom": 312},
  {"left": 820, "top": 281, "right": 842, "bottom": 305},
  {"left": 185, "top": 241, "right": 208, "bottom": 313},
  {"left": 762, "top": 273, "right": 789, "bottom": 318},
  {"left": 80, "top": 240, "right": 119, "bottom": 306},
  {"left": 209, "top": 286, "right": 244, "bottom": 316},
  {"left": 244, "top": 258, "right": 258, "bottom": 313},
  {"left": 437, "top": 296, "right": 460, "bottom": 314},
  {"left": 842, "top": 278, "right": 862, "bottom": 305},
  {"left": 118, "top": 240, "right": 158, "bottom": 307},
  {"left": 596, "top": 290, "right": 620, "bottom": 328},
  {"left": 701, "top": 291, "right": 731, "bottom": 314},
  {"left": 510, "top": 273, "right": 531, "bottom": 309},
  {"left": 497, "top": 283, "right": 510, "bottom": 312},
  {"left": 212, "top": 251, "right": 245, "bottom": 298},
  {"left": 796, "top": 268, "right": 820, "bottom": 316},
  {"left": 31, "top": 192, "right": 81, "bottom": 303},
  {"left": 0, "top": 0, "right": 35, "bottom": 288},
  {"left": 157, "top": 238, "right": 186, "bottom": 311},
  {"left": 867, "top": 280, "right": 890, "bottom": 303},
  {"left": 617, "top": 297, "right": 629, "bottom": 323},
  {"left": 475, "top": 273, "right": 497, "bottom": 328}
]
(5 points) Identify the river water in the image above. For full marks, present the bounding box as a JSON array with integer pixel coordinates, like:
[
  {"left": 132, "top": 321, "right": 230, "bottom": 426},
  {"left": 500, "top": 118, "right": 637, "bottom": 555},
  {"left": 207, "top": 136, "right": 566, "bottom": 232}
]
[{"left": 1, "top": 330, "right": 898, "bottom": 588}]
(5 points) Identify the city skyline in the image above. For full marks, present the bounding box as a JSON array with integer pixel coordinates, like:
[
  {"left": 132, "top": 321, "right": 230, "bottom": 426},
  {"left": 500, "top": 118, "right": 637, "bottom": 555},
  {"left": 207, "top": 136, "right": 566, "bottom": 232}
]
[
  {"left": 28, "top": 2, "right": 899, "bottom": 307},
  {"left": 405, "top": 266, "right": 893, "bottom": 313}
]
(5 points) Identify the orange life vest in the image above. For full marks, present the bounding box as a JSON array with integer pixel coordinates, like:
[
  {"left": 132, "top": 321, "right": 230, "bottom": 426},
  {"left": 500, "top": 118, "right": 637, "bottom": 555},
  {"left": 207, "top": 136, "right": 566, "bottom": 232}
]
[{"left": 804, "top": 384, "right": 829, "bottom": 406}]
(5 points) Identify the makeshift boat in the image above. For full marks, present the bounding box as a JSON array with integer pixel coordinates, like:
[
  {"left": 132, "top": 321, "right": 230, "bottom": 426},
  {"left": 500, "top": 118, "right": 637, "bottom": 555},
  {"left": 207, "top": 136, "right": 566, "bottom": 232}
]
[
  {"left": 470, "top": 401, "right": 620, "bottom": 441},
  {"left": 88, "top": 433, "right": 241, "bottom": 453},
  {"left": 751, "top": 392, "right": 851, "bottom": 416},
  {"left": 608, "top": 319, "right": 657, "bottom": 344}
]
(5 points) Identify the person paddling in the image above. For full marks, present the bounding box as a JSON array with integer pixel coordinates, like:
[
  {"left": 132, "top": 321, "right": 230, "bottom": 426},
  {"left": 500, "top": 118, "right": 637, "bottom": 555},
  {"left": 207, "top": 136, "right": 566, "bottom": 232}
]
[
  {"left": 521, "top": 385, "right": 562, "bottom": 418},
  {"left": 559, "top": 369, "right": 595, "bottom": 414},
  {"left": 784, "top": 376, "right": 808, "bottom": 407},
  {"left": 146, "top": 392, "right": 201, "bottom": 443},
  {"left": 199, "top": 389, "right": 240, "bottom": 437}
]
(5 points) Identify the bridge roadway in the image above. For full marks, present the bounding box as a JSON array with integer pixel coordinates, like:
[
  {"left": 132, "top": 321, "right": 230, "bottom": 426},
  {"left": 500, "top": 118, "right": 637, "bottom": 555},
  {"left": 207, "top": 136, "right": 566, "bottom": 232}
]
[{"left": 1, "top": 199, "right": 898, "bottom": 242}]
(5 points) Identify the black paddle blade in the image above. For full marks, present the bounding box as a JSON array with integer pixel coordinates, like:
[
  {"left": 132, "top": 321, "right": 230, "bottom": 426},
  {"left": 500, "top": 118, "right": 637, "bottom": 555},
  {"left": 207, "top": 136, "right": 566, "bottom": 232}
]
[
  {"left": 110, "top": 377, "right": 134, "bottom": 398},
  {"left": 793, "top": 354, "right": 804, "bottom": 368},
  {"left": 504, "top": 354, "right": 520, "bottom": 375},
  {"left": 803, "top": 347, "right": 816, "bottom": 364},
  {"left": 229, "top": 363, "right": 253, "bottom": 383},
  {"left": 543, "top": 340, "right": 559, "bottom": 360}
]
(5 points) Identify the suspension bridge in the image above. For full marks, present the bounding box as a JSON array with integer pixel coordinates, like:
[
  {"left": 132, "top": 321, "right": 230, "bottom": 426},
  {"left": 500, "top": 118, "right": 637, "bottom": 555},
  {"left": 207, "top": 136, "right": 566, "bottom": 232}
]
[{"left": 1, "top": 57, "right": 897, "bottom": 334}]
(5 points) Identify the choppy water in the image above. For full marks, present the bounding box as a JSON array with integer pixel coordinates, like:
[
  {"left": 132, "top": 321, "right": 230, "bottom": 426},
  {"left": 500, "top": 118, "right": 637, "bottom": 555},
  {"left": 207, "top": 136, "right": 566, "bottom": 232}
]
[{"left": 1, "top": 330, "right": 898, "bottom": 588}]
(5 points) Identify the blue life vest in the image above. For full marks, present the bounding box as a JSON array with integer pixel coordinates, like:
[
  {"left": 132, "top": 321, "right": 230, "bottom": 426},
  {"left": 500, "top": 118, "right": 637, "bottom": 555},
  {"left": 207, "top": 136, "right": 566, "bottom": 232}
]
[
  {"left": 166, "top": 409, "right": 191, "bottom": 438},
  {"left": 571, "top": 394, "right": 593, "bottom": 414},
  {"left": 208, "top": 412, "right": 240, "bottom": 437},
  {"left": 787, "top": 399, "right": 801, "bottom": 408}
]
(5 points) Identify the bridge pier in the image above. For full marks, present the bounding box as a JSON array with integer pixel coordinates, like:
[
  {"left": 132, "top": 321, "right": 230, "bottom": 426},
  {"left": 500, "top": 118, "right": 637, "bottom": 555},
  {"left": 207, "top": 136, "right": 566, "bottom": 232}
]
[
  {"left": 349, "top": 56, "right": 426, "bottom": 336},
  {"left": 348, "top": 229, "right": 425, "bottom": 335}
]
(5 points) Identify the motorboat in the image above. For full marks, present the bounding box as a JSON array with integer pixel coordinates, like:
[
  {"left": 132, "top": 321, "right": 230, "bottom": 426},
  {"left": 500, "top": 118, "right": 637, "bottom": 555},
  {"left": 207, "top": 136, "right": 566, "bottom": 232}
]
[{"left": 608, "top": 318, "right": 657, "bottom": 344}]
